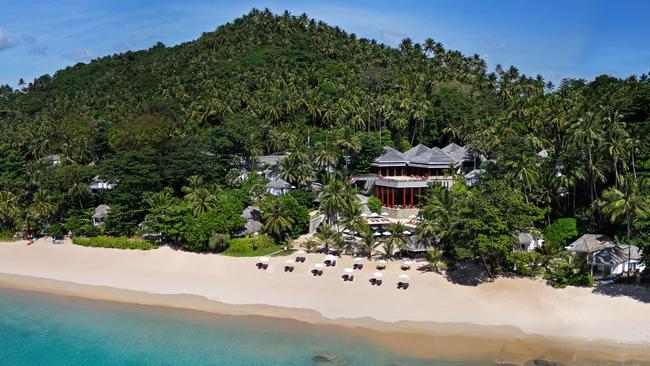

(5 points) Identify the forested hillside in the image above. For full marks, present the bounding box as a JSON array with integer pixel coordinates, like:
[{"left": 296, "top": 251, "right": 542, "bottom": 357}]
[{"left": 0, "top": 9, "right": 648, "bottom": 271}]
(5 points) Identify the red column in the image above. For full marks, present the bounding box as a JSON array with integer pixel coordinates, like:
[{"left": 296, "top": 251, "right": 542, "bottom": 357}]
[
  {"left": 410, "top": 188, "right": 413, "bottom": 208},
  {"left": 402, "top": 188, "right": 406, "bottom": 207},
  {"left": 418, "top": 188, "right": 422, "bottom": 206}
]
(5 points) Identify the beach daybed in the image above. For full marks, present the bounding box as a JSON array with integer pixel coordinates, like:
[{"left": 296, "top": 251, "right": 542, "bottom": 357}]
[
  {"left": 353, "top": 263, "right": 364, "bottom": 270},
  {"left": 342, "top": 274, "right": 355, "bottom": 281},
  {"left": 397, "top": 282, "right": 410, "bottom": 289},
  {"left": 284, "top": 265, "right": 294, "bottom": 272}
]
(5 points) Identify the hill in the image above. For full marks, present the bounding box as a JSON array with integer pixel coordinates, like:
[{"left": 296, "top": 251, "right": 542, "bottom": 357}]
[{"left": 0, "top": 9, "right": 649, "bottom": 263}]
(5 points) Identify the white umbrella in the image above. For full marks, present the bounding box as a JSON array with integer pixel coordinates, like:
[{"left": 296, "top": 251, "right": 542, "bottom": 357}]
[
  {"left": 325, "top": 254, "right": 336, "bottom": 261},
  {"left": 353, "top": 257, "right": 364, "bottom": 262},
  {"left": 360, "top": 213, "right": 368, "bottom": 217},
  {"left": 402, "top": 261, "right": 411, "bottom": 265},
  {"left": 296, "top": 250, "right": 306, "bottom": 254},
  {"left": 408, "top": 215, "right": 417, "bottom": 219},
  {"left": 381, "top": 212, "right": 389, "bottom": 216},
  {"left": 403, "top": 230, "right": 412, "bottom": 235},
  {"left": 373, "top": 272, "right": 384, "bottom": 278},
  {"left": 314, "top": 263, "right": 325, "bottom": 269},
  {"left": 344, "top": 268, "right": 354, "bottom": 274},
  {"left": 285, "top": 259, "right": 295, "bottom": 264},
  {"left": 382, "top": 231, "right": 391, "bottom": 236},
  {"left": 259, "top": 257, "right": 269, "bottom": 262},
  {"left": 379, "top": 260, "right": 388, "bottom": 264},
  {"left": 398, "top": 274, "right": 409, "bottom": 279},
  {"left": 343, "top": 229, "right": 350, "bottom": 234},
  {"left": 373, "top": 232, "right": 381, "bottom": 236},
  {"left": 370, "top": 212, "right": 379, "bottom": 218}
]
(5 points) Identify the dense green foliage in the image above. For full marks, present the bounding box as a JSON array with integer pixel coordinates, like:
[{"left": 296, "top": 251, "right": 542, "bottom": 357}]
[
  {"left": 0, "top": 9, "right": 649, "bottom": 282},
  {"left": 543, "top": 218, "right": 578, "bottom": 254},
  {"left": 221, "top": 235, "right": 280, "bottom": 257},
  {"left": 72, "top": 236, "right": 157, "bottom": 250}
]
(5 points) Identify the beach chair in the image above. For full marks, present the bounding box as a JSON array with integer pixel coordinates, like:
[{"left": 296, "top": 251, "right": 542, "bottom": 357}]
[
  {"left": 318, "top": 270, "right": 323, "bottom": 276},
  {"left": 331, "top": 260, "right": 337, "bottom": 267},
  {"left": 369, "top": 278, "right": 377, "bottom": 285},
  {"left": 402, "top": 283, "right": 409, "bottom": 289},
  {"left": 376, "top": 279, "right": 383, "bottom": 286},
  {"left": 401, "top": 265, "right": 410, "bottom": 271},
  {"left": 397, "top": 282, "right": 403, "bottom": 289},
  {"left": 311, "top": 269, "right": 319, "bottom": 276},
  {"left": 284, "top": 266, "right": 294, "bottom": 272},
  {"left": 348, "top": 275, "right": 354, "bottom": 282},
  {"left": 262, "top": 264, "right": 269, "bottom": 270},
  {"left": 324, "top": 260, "right": 332, "bottom": 266},
  {"left": 356, "top": 264, "right": 363, "bottom": 270},
  {"left": 342, "top": 274, "right": 350, "bottom": 281},
  {"left": 256, "top": 262, "right": 263, "bottom": 269},
  {"left": 376, "top": 265, "right": 386, "bottom": 270}
]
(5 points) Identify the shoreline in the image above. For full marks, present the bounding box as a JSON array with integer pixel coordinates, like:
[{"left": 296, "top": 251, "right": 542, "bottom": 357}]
[
  {"left": 2, "top": 273, "right": 650, "bottom": 365},
  {"left": 1, "top": 240, "right": 650, "bottom": 364}
]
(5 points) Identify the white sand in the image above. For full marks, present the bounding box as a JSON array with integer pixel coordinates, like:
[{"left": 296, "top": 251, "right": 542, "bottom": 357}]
[{"left": 1, "top": 239, "right": 649, "bottom": 348}]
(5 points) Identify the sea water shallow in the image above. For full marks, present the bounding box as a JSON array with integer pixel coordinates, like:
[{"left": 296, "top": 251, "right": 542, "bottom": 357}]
[{"left": 0, "top": 288, "right": 482, "bottom": 366}]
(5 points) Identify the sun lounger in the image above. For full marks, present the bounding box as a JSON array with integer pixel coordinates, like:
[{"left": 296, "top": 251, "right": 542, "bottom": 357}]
[
  {"left": 376, "top": 265, "right": 385, "bottom": 270},
  {"left": 256, "top": 262, "right": 263, "bottom": 269},
  {"left": 401, "top": 265, "right": 410, "bottom": 271},
  {"left": 397, "top": 282, "right": 403, "bottom": 289},
  {"left": 342, "top": 274, "right": 350, "bottom": 281},
  {"left": 311, "top": 269, "right": 319, "bottom": 276},
  {"left": 324, "top": 260, "right": 332, "bottom": 266},
  {"left": 376, "top": 279, "right": 382, "bottom": 286},
  {"left": 262, "top": 263, "right": 268, "bottom": 270},
  {"left": 348, "top": 275, "right": 354, "bottom": 282},
  {"left": 331, "top": 260, "right": 336, "bottom": 267},
  {"left": 284, "top": 266, "right": 295, "bottom": 272},
  {"left": 369, "top": 278, "right": 377, "bottom": 285},
  {"left": 318, "top": 270, "right": 323, "bottom": 276},
  {"left": 402, "top": 282, "right": 409, "bottom": 289}
]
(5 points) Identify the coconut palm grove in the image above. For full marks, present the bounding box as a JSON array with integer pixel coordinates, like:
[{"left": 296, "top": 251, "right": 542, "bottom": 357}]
[{"left": 0, "top": 9, "right": 649, "bottom": 286}]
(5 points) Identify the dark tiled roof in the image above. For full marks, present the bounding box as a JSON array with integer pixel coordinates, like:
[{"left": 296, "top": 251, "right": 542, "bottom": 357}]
[
  {"left": 373, "top": 146, "right": 408, "bottom": 164},
  {"left": 566, "top": 234, "right": 616, "bottom": 253},
  {"left": 265, "top": 178, "right": 291, "bottom": 190},
  {"left": 593, "top": 245, "right": 642, "bottom": 265}
]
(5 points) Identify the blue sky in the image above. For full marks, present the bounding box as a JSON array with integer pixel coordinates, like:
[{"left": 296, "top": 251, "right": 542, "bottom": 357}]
[{"left": 1, "top": 0, "right": 649, "bottom": 87}]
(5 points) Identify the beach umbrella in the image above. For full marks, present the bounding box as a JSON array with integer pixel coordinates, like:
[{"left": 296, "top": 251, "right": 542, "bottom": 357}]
[
  {"left": 408, "top": 215, "right": 417, "bottom": 219},
  {"left": 360, "top": 213, "right": 368, "bottom": 217},
  {"left": 402, "top": 261, "right": 411, "bottom": 265},
  {"left": 373, "top": 272, "right": 384, "bottom": 278},
  {"left": 314, "top": 263, "right": 325, "bottom": 269},
  {"left": 402, "top": 230, "right": 411, "bottom": 235},
  {"left": 379, "top": 260, "right": 387, "bottom": 264},
  {"left": 353, "top": 257, "right": 364, "bottom": 262},
  {"left": 296, "top": 250, "right": 306, "bottom": 254},
  {"left": 381, "top": 212, "right": 389, "bottom": 217},
  {"left": 325, "top": 254, "right": 336, "bottom": 261},
  {"left": 382, "top": 231, "right": 391, "bottom": 236},
  {"left": 344, "top": 268, "right": 354, "bottom": 274},
  {"left": 373, "top": 232, "right": 381, "bottom": 236},
  {"left": 370, "top": 212, "right": 379, "bottom": 218},
  {"left": 285, "top": 259, "right": 295, "bottom": 264},
  {"left": 398, "top": 274, "right": 409, "bottom": 279},
  {"left": 259, "top": 256, "right": 269, "bottom": 262},
  {"left": 343, "top": 229, "right": 350, "bottom": 234}
]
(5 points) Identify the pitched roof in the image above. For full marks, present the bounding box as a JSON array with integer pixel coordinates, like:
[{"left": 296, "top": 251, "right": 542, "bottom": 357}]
[
  {"left": 244, "top": 220, "right": 262, "bottom": 234},
  {"left": 241, "top": 205, "right": 261, "bottom": 220},
  {"left": 566, "top": 234, "right": 616, "bottom": 253},
  {"left": 442, "top": 143, "right": 468, "bottom": 163},
  {"left": 92, "top": 204, "right": 111, "bottom": 219},
  {"left": 403, "top": 144, "right": 430, "bottom": 160},
  {"left": 372, "top": 146, "right": 408, "bottom": 165},
  {"left": 410, "top": 147, "right": 455, "bottom": 167},
  {"left": 265, "top": 178, "right": 291, "bottom": 190},
  {"left": 517, "top": 232, "right": 535, "bottom": 245},
  {"left": 593, "top": 245, "right": 642, "bottom": 265}
]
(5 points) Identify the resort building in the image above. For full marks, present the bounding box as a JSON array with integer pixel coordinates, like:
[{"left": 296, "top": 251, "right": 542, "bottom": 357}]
[
  {"left": 265, "top": 177, "right": 292, "bottom": 196},
  {"left": 591, "top": 245, "right": 645, "bottom": 278},
  {"left": 92, "top": 204, "right": 111, "bottom": 226},
  {"left": 515, "top": 232, "right": 544, "bottom": 252},
  {"left": 367, "top": 143, "right": 473, "bottom": 217},
  {"left": 89, "top": 176, "right": 117, "bottom": 192}
]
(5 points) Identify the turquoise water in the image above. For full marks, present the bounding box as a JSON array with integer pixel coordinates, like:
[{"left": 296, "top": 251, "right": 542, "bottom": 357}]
[{"left": 0, "top": 288, "right": 473, "bottom": 366}]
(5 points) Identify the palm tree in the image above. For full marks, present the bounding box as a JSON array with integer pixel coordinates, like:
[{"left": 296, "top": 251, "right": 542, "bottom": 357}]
[
  {"left": 262, "top": 200, "right": 294, "bottom": 242},
  {"left": 0, "top": 190, "right": 19, "bottom": 226},
  {"left": 387, "top": 222, "right": 409, "bottom": 257},
  {"left": 319, "top": 180, "right": 348, "bottom": 228},
  {"left": 340, "top": 202, "right": 367, "bottom": 234},
  {"left": 569, "top": 112, "right": 603, "bottom": 202},
  {"left": 30, "top": 189, "right": 56, "bottom": 226},
  {"left": 301, "top": 239, "right": 319, "bottom": 253},
  {"left": 67, "top": 167, "right": 89, "bottom": 209},
  {"left": 602, "top": 176, "right": 649, "bottom": 240},
  {"left": 145, "top": 187, "right": 176, "bottom": 212},
  {"left": 381, "top": 238, "right": 395, "bottom": 260},
  {"left": 357, "top": 227, "right": 380, "bottom": 259},
  {"left": 184, "top": 188, "right": 217, "bottom": 216},
  {"left": 315, "top": 224, "right": 340, "bottom": 252},
  {"left": 508, "top": 155, "right": 539, "bottom": 202}
]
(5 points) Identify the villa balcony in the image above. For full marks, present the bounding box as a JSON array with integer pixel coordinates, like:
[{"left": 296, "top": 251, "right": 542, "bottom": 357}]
[{"left": 374, "top": 175, "right": 454, "bottom": 188}]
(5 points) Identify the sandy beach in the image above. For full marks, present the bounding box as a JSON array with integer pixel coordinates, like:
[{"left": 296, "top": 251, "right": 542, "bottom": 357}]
[{"left": 1, "top": 239, "right": 649, "bottom": 364}]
